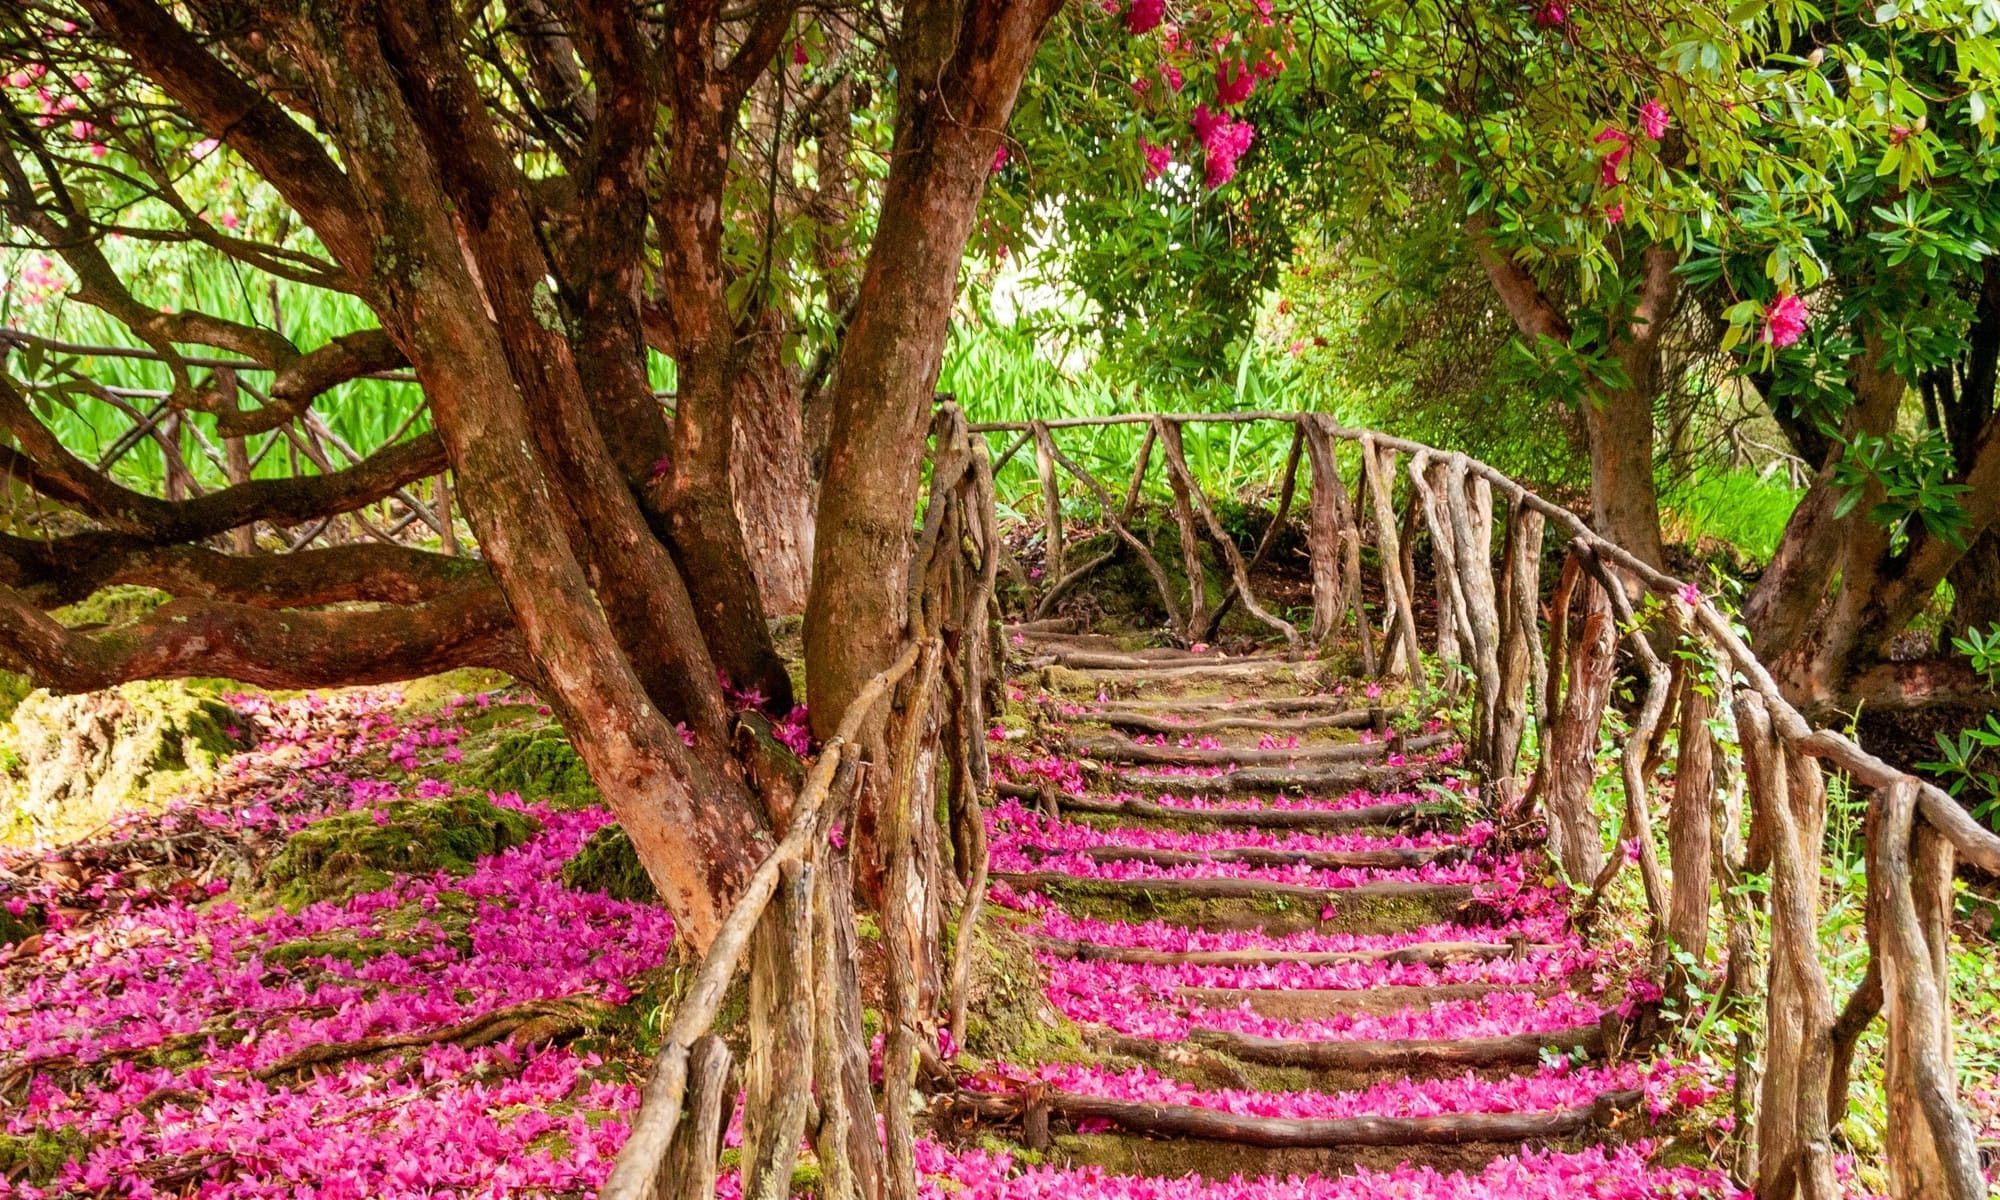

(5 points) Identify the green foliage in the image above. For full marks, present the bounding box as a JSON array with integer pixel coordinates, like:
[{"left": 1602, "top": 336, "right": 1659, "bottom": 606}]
[
  {"left": 1831, "top": 429, "right": 1972, "bottom": 551},
  {"left": 268, "top": 794, "right": 540, "bottom": 906},
  {"left": 1920, "top": 624, "right": 2000, "bottom": 828}
]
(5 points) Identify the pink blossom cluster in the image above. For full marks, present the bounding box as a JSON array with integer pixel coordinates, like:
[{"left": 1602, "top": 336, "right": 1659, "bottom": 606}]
[
  {"left": 993, "top": 848, "right": 1494, "bottom": 890},
  {"left": 906, "top": 1143, "right": 1747, "bottom": 1199},
  {"left": 1190, "top": 104, "right": 1254, "bottom": 187},
  {"left": 1762, "top": 292, "right": 1807, "bottom": 349},
  {"left": 987, "top": 797, "right": 1484, "bottom": 855},
  {"left": 1129, "top": 785, "right": 1447, "bottom": 814},
  {"left": 1027, "top": 908, "right": 1578, "bottom": 954},
  {"left": 1041, "top": 946, "right": 1586, "bottom": 994},
  {"left": 0, "top": 59, "right": 104, "bottom": 159}
]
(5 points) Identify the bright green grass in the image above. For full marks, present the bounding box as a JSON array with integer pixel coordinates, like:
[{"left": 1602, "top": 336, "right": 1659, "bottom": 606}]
[{"left": 1659, "top": 464, "right": 1800, "bottom": 563}]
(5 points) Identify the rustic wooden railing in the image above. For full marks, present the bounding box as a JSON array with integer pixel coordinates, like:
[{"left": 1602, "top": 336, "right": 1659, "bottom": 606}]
[
  {"left": 974, "top": 410, "right": 1999, "bottom": 1200},
  {"left": 603, "top": 404, "right": 1000, "bottom": 1200}
]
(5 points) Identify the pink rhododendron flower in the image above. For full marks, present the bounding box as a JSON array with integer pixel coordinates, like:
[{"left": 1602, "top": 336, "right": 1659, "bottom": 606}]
[
  {"left": 1140, "top": 137, "right": 1172, "bottom": 179},
  {"left": 1189, "top": 105, "right": 1254, "bottom": 187},
  {"left": 1214, "top": 59, "right": 1256, "bottom": 107},
  {"left": 991, "top": 143, "right": 1010, "bottom": 172},
  {"left": 1595, "top": 126, "right": 1631, "bottom": 185},
  {"left": 1604, "top": 201, "right": 1625, "bottom": 225},
  {"left": 1762, "top": 291, "right": 1808, "bottom": 348},
  {"left": 1125, "top": 0, "right": 1164, "bottom": 34},
  {"left": 1678, "top": 581, "right": 1702, "bottom": 607},
  {"left": 1639, "top": 98, "right": 1669, "bottom": 140},
  {"left": 1533, "top": 0, "right": 1567, "bottom": 26}
]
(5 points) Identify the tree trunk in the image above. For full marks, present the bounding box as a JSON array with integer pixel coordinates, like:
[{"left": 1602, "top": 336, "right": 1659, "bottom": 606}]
[
  {"left": 1585, "top": 384, "right": 1665, "bottom": 569},
  {"left": 733, "top": 311, "right": 818, "bottom": 617},
  {"left": 1745, "top": 331, "right": 1904, "bottom": 668},
  {"left": 806, "top": 0, "right": 1060, "bottom": 731}
]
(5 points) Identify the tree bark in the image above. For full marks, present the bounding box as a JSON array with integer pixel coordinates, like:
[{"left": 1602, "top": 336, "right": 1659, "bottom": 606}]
[
  {"left": 1540, "top": 574, "right": 1615, "bottom": 882},
  {"left": 732, "top": 310, "right": 818, "bottom": 617}
]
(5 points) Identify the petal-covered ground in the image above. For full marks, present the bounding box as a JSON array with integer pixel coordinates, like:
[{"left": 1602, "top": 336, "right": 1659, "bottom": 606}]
[{"left": 1, "top": 689, "right": 667, "bottom": 1199}]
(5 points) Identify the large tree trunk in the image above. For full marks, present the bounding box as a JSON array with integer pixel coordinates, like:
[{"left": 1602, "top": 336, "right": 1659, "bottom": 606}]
[
  {"left": 1745, "top": 331, "right": 1904, "bottom": 668},
  {"left": 1469, "top": 223, "right": 1673, "bottom": 566},
  {"left": 192, "top": 0, "right": 783, "bottom": 949},
  {"left": 1585, "top": 383, "right": 1665, "bottom": 569}
]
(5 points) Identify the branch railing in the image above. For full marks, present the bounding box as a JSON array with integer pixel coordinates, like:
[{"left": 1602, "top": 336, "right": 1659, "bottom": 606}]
[
  {"left": 974, "top": 409, "right": 2000, "bottom": 1200},
  {"left": 604, "top": 404, "right": 1000, "bottom": 1200}
]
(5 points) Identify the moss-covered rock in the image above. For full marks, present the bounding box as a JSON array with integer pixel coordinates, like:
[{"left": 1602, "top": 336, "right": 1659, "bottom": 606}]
[
  {"left": 1, "top": 680, "right": 251, "bottom": 844},
  {"left": 475, "top": 729, "right": 599, "bottom": 807},
  {"left": 268, "top": 794, "right": 539, "bottom": 906},
  {"left": 561, "top": 825, "right": 658, "bottom": 903}
]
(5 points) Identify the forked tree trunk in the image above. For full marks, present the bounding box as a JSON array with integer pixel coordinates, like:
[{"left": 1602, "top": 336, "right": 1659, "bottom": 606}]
[{"left": 807, "top": 0, "right": 1062, "bottom": 730}]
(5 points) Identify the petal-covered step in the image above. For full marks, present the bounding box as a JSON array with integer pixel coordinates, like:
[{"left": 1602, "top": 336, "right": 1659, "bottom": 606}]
[{"left": 955, "top": 1059, "right": 1716, "bottom": 1150}]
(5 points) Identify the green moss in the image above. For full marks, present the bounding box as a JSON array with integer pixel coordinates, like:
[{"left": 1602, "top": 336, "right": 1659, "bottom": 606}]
[
  {"left": 0, "top": 899, "right": 42, "bottom": 946},
  {"left": 562, "top": 826, "right": 658, "bottom": 903},
  {"left": 960, "top": 921, "right": 1089, "bottom": 1067},
  {"left": 268, "top": 794, "right": 539, "bottom": 905},
  {"left": 0, "top": 1128, "right": 89, "bottom": 1184},
  {"left": 266, "top": 934, "right": 402, "bottom": 969},
  {"left": 475, "top": 729, "right": 599, "bottom": 808},
  {"left": 394, "top": 668, "right": 518, "bottom": 713},
  {"left": 54, "top": 585, "right": 171, "bottom": 630}
]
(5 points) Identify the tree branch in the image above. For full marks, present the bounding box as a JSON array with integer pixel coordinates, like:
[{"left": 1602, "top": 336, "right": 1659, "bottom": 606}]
[
  {"left": 1465, "top": 211, "right": 1572, "bottom": 344},
  {"left": 0, "top": 535, "right": 486, "bottom": 609},
  {"left": 78, "top": 0, "right": 375, "bottom": 274},
  {"left": 0, "top": 370, "right": 444, "bottom": 540},
  {"left": 0, "top": 580, "right": 530, "bottom": 693}
]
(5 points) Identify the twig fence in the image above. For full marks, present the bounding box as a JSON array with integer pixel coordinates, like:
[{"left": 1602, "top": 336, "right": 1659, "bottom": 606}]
[{"left": 974, "top": 410, "right": 1999, "bottom": 1200}]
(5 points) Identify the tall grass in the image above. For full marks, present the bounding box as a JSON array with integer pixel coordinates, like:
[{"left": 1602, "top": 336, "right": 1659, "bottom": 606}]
[{"left": 1659, "top": 465, "right": 1799, "bottom": 563}]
